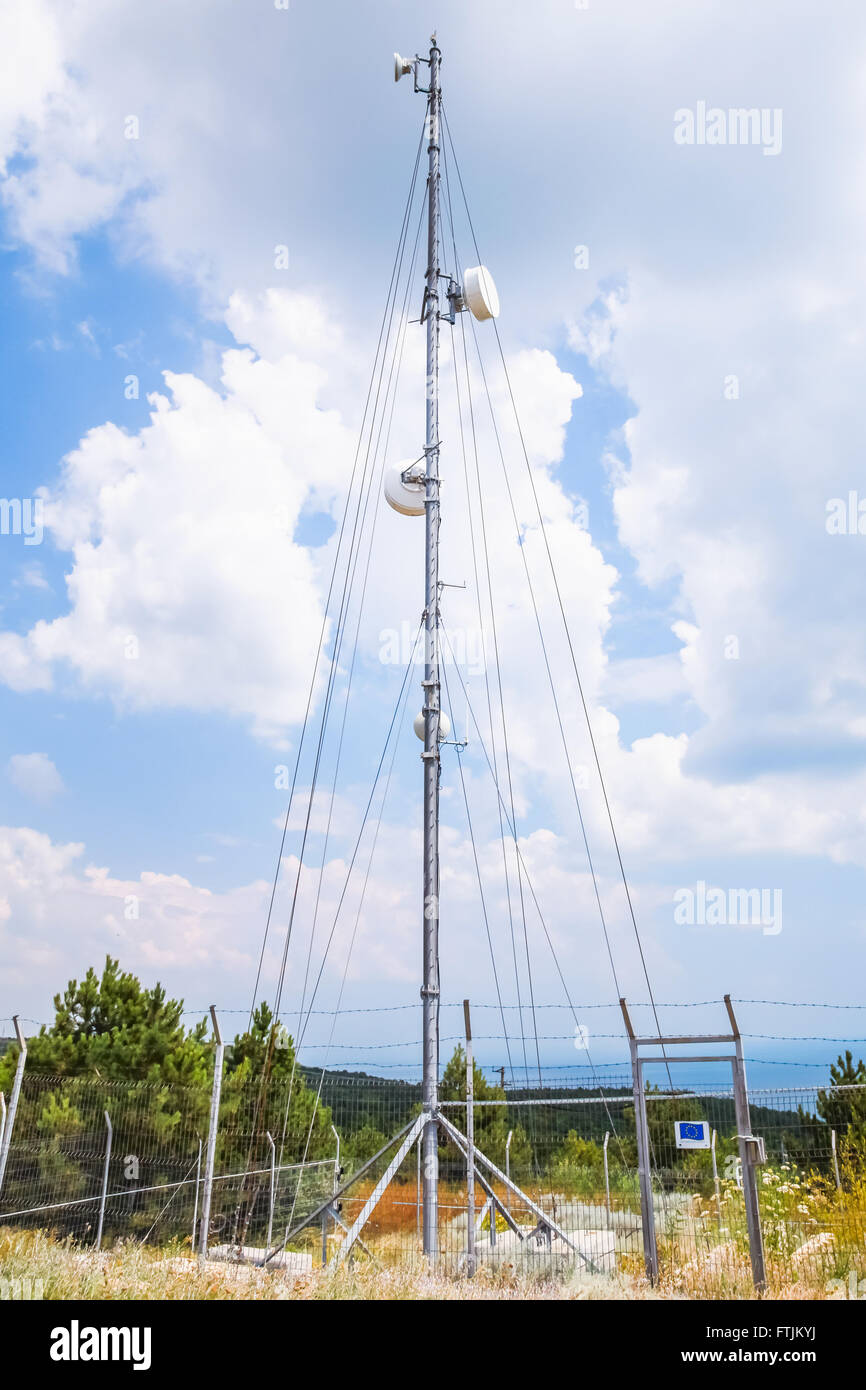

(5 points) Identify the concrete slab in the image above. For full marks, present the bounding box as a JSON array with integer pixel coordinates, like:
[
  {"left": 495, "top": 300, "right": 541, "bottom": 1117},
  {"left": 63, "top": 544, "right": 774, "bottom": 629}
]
[{"left": 207, "top": 1243, "right": 313, "bottom": 1274}]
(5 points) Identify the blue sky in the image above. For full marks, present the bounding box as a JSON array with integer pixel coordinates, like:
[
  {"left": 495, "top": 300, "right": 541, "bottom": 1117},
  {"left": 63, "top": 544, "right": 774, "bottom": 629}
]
[{"left": 1, "top": 0, "right": 865, "bottom": 1089}]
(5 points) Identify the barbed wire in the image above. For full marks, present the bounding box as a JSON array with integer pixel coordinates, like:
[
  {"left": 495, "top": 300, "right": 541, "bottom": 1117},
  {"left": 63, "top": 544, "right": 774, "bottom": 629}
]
[
  {"left": 6, "top": 999, "right": 866, "bottom": 1035},
  {"left": 291, "top": 1032, "right": 866, "bottom": 1051},
  {"left": 175, "top": 997, "right": 866, "bottom": 1018}
]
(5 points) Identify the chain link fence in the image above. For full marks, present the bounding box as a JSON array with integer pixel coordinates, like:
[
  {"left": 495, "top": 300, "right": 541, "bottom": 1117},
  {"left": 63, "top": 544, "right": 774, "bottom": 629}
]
[{"left": 2, "top": 1066, "right": 865, "bottom": 1295}]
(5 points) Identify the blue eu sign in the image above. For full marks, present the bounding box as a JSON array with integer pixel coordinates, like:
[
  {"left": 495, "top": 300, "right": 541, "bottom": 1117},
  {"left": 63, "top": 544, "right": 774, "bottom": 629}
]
[{"left": 675, "top": 1120, "right": 710, "bottom": 1149}]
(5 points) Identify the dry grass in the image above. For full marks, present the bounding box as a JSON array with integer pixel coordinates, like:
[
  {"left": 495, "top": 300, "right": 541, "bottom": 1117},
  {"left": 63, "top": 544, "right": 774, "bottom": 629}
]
[
  {"left": 0, "top": 1224, "right": 851, "bottom": 1300},
  {"left": 0, "top": 1226, "right": 658, "bottom": 1300}
]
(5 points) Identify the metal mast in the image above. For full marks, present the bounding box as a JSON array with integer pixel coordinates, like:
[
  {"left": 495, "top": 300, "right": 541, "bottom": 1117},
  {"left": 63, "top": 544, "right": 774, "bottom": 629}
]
[
  {"left": 420, "top": 32, "right": 442, "bottom": 1259},
  {"left": 394, "top": 31, "right": 499, "bottom": 1259}
]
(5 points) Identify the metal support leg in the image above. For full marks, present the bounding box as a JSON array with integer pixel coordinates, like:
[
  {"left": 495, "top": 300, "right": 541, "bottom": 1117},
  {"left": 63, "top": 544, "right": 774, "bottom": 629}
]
[
  {"left": 266, "top": 1120, "right": 415, "bottom": 1266},
  {"left": 438, "top": 1113, "right": 600, "bottom": 1274},
  {"left": 470, "top": 1162, "right": 524, "bottom": 1240},
  {"left": 326, "top": 1203, "right": 374, "bottom": 1261},
  {"left": 332, "top": 1115, "right": 425, "bottom": 1267}
]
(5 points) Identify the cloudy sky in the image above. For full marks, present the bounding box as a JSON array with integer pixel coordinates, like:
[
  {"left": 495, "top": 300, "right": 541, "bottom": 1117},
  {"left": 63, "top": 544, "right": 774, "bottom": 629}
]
[{"left": 1, "top": 0, "right": 865, "bottom": 1084}]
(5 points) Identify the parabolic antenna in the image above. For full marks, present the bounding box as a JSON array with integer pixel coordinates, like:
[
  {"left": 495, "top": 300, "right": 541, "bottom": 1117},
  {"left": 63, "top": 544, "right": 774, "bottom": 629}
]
[
  {"left": 384, "top": 460, "right": 426, "bottom": 516},
  {"left": 413, "top": 709, "right": 451, "bottom": 741},
  {"left": 462, "top": 265, "right": 500, "bottom": 321},
  {"left": 394, "top": 52, "right": 413, "bottom": 82}
]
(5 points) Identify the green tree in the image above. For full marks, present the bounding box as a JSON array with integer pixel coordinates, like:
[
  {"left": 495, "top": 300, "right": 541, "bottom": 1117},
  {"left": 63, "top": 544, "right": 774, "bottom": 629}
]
[
  {"left": 0, "top": 955, "right": 210, "bottom": 1089},
  {"left": 343, "top": 1124, "right": 389, "bottom": 1167},
  {"left": 551, "top": 1131, "right": 603, "bottom": 1173},
  {"left": 213, "top": 1005, "right": 336, "bottom": 1245},
  {"left": 221, "top": 1002, "right": 334, "bottom": 1167},
  {"left": 817, "top": 1051, "right": 866, "bottom": 1154},
  {"left": 549, "top": 1130, "right": 606, "bottom": 1198},
  {"left": 0, "top": 961, "right": 338, "bottom": 1244},
  {"left": 0, "top": 959, "right": 213, "bottom": 1235},
  {"left": 439, "top": 1046, "right": 532, "bottom": 1177}
]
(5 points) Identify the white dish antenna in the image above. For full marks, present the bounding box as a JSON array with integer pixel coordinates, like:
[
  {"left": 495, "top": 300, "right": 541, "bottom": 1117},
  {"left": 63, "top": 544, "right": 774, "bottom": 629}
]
[
  {"left": 384, "top": 460, "right": 426, "bottom": 516},
  {"left": 394, "top": 52, "right": 414, "bottom": 82},
  {"left": 462, "top": 265, "right": 500, "bottom": 321},
  {"left": 413, "top": 709, "right": 451, "bottom": 741}
]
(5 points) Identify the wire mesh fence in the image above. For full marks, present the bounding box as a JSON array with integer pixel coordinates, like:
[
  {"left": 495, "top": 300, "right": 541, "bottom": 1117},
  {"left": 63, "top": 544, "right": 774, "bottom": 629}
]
[
  {"left": 640, "top": 1083, "right": 866, "bottom": 1295},
  {"left": 2, "top": 1064, "right": 865, "bottom": 1296},
  {"left": 0, "top": 1073, "right": 205, "bottom": 1248}
]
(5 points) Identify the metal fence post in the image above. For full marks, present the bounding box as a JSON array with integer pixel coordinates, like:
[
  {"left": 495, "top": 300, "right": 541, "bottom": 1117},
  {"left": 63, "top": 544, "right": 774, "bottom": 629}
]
[
  {"left": 0, "top": 1017, "right": 27, "bottom": 1196},
  {"left": 621, "top": 1000, "right": 658, "bottom": 1282},
  {"left": 831, "top": 1129, "right": 841, "bottom": 1189},
  {"left": 0, "top": 1093, "right": 6, "bottom": 1155},
  {"left": 725, "top": 996, "right": 766, "bottom": 1291},
  {"left": 635, "top": 1055, "right": 658, "bottom": 1282},
  {"left": 95, "top": 1110, "right": 113, "bottom": 1249},
  {"left": 603, "top": 1130, "right": 611, "bottom": 1227},
  {"left": 416, "top": 1136, "right": 421, "bottom": 1237},
  {"left": 505, "top": 1130, "right": 512, "bottom": 1218},
  {"left": 711, "top": 1128, "right": 722, "bottom": 1228},
  {"left": 331, "top": 1123, "right": 341, "bottom": 1192},
  {"left": 266, "top": 1131, "right": 276, "bottom": 1252},
  {"left": 464, "top": 1001, "right": 476, "bottom": 1276},
  {"left": 191, "top": 1136, "right": 202, "bottom": 1250},
  {"left": 330, "top": 1122, "right": 341, "bottom": 1249},
  {"left": 197, "top": 1006, "right": 224, "bottom": 1258}
]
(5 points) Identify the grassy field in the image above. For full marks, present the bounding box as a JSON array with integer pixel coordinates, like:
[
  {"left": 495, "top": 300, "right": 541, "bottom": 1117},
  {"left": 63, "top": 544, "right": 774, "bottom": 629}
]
[
  {"left": 0, "top": 1226, "right": 853, "bottom": 1300},
  {"left": 3, "top": 1155, "right": 863, "bottom": 1300}
]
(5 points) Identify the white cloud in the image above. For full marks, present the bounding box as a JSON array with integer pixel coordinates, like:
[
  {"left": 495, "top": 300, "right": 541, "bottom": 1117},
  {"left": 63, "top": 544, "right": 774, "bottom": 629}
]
[
  {"left": 2, "top": 0, "right": 866, "bottom": 1023},
  {"left": 0, "top": 0, "right": 350, "bottom": 298},
  {"left": 6, "top": 752, "right": 64, "bottom": 804},
  {"left": 0, "top": 826, "right": 258, "bottom": 1011},
  {"left": 602, "top": 651, "right": 689, "bottom": 708},
  {"left": 14, "top": 563, "right": 51, "bottom": 592},
  {"left": 583, "top": 262, "right": 866, "bottom": 785},
  {"left": 0, "top": 288, "right": 610, "bottom": 767},
  {"left": 0, "top": 818, "right": 669, "bottom": 1026},
  {"left": 0, "top": 292, "right": 362, "bottom": 742},
  {"left": 0, "top": 1, "right": 64, "bottom": 172}
]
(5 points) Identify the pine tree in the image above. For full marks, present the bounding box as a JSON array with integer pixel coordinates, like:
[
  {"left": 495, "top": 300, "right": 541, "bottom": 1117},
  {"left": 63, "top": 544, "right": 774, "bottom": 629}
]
[
  {"left": 817, "top": 1051, "right": 866, "bottom": 1152},
  {"left": 0, "top": 959, "right": 212, "bottom": 1234},
  {"left": 439, "top": 1045, "right": 532, "bottom": 1176},
  {"left": 221, "top": 1002, "right": 334, "bottom": 1166},
  {"left": 0, "top": 955, "right": 210, "bottom": 1088}
]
